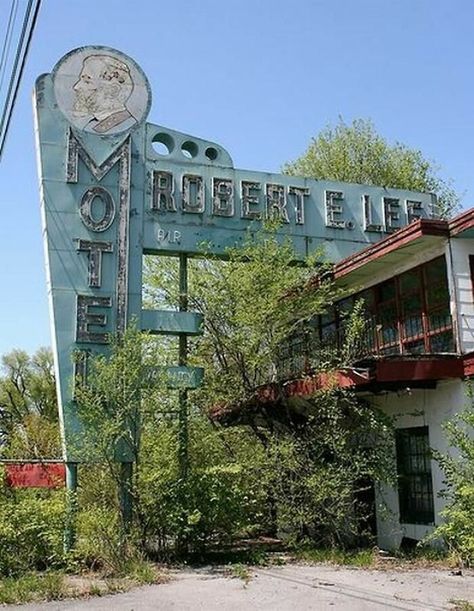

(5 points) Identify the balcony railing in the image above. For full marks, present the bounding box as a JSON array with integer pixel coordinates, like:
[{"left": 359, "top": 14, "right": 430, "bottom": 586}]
[{"left": 276, "top": 311, "right": 455, "bottom": 381}]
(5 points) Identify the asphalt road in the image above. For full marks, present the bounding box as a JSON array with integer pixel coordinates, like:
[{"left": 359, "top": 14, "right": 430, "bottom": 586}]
[{"left": 11, "top": 564, "right": 474, "bottom": 611}]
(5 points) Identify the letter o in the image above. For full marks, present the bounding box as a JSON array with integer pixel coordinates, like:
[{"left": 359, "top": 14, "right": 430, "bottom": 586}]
[{"left": 79, "top": 186, "right": 115, "bottom": 232}]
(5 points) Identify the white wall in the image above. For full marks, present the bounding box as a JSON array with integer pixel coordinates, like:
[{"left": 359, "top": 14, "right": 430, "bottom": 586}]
[
  {"left": 446, "top": 237, "right": 474, "bottom": 353},
  {"left": 370, "top": 379, "right": 465, "bottom": 550}
]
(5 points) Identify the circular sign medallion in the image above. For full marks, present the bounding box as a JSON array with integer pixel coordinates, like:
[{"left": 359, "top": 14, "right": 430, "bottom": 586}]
[{"left": 52, "top": 46, "right": 151, "bottom": 136}]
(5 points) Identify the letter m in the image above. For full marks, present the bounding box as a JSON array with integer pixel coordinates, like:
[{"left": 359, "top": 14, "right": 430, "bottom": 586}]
[{"left": 66, "top": 128, "right": 130, "bottom": 183}]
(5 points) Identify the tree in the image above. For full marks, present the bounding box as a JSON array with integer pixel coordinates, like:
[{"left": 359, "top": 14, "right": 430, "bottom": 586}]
[
  {"left": 144, "top": 232, "right": 395, "bottom": 547},
  {"left": 146, "top": 232, "right": 339, "bottom": 408},
  {"left": 283, "top": 118, "right": 459, "bottom": 218},
  {"left": 72, "top": 327, "right": 270, "bottom": 561},
  {"left": 0, "top": 347, "right": 60, "bottom": 457},
  {"left": 428, "top": 386, "right": 474, "bottom": 566}
]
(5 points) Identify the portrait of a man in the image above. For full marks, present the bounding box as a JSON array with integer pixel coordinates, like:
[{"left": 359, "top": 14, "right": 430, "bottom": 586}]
[{"left": 72, "top": 54, "right": 137, "bottom": 134}]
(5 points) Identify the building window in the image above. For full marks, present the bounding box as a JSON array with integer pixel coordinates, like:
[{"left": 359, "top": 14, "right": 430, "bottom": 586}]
[
  {"left": 277, "top": 256, "right": 454, "bottom": 379},
  {"left": 324, "top": 256, "right": 454, "bottom": 357},
  {"left": 395, "top": 426, "right": 434, "bottom": 524}
]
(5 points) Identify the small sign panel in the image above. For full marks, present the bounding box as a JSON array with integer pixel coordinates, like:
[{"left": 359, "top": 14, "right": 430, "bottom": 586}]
[{"left": 5, "top": 463, "right": 66, "bottom": 488}]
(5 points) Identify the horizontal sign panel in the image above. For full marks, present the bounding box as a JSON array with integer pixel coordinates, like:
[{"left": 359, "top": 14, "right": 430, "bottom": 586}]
[
  {"left": 141, "top": 309, "right": 203, "bottom": 335},
  {"left": 4, "top": 463, "right": 65, "bottom": 488},
  {"left": 165, "top": 366, "right": 204, "bottom": 389},
  {"left": 144, "top": 366, "right": 204, "bottom": 389}
]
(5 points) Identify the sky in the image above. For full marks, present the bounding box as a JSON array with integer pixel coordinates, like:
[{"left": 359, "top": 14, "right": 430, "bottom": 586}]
[{"left": 0, "top": 0, "right": 474, "bottom": 357}]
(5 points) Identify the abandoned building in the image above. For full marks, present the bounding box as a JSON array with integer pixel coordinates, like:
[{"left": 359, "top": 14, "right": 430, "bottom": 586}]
[{"left": 213, "top": 208, "right": 474, "bottom": 549}]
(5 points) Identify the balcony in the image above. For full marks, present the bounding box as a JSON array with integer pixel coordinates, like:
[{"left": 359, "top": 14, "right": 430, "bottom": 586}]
[
  {"left": 210, "top": 312, "right": 461, "bottom": 429},
  {"left": 277, "top": 311, "right": 456, "bottom": 383}
]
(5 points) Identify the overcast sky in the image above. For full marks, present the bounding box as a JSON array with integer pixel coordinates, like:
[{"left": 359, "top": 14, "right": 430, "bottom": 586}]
[{"left": 1, "top": 0, "right": 473, "bottom": 356}]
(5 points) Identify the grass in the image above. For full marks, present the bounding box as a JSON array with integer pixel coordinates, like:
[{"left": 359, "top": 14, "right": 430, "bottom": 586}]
[
  {"left": 0, "top": 572, "right": 68, "bottom": 605},
  {"left": 0, "top": 560, "right": 167, "bottom": 605},
  {"left": 292, "top": 544, "right": 461, "bottom": 570},
  {"left": 391, "top": 546, "right": 457, "bottom": 569},
  {"left": 293, "top": 547, "right": 377, "bottom": 568},
  {"left": 450, "top": 600, "right": 474, "bottom": 611},
  {"left": 228, "top": 563, "right": 252, "bottom": 584},
  {"left": 126, "top": 558, "right": 161, "bottom": 584}
]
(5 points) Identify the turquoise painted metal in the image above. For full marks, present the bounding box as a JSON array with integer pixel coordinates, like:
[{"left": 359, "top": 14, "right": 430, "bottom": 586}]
[
  {"left": 141, "top": 310, "right": 203, "bottom": 336},
  {"left": 34, "top": 46, "right": 438, "bottom": 462}
]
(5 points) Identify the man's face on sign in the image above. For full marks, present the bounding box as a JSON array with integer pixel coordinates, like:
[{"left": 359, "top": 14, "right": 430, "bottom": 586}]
[
  {"left": 73, "top": 58, "right": 105, "bottom": 115},
  {"left": 72, "top": 56, "right": 132, "bottom": 117}
]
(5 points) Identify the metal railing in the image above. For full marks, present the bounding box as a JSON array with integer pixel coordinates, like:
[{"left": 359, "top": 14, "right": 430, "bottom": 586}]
[{"left": 276, "top": 312, "right": 454, "bottom": 381}]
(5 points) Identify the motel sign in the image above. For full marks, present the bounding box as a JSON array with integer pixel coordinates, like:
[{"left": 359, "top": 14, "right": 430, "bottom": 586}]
[{"left": 34, "top": 46, "right": 437, "bottom": 463}]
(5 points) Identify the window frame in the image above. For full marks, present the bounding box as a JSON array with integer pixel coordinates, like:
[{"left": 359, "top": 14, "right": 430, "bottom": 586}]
[
  {"left": 339, "top": 256, "right": 454, "bottom": 357},
  {"left": 395, "top": 426, "right": 435, "bottom": 525}
]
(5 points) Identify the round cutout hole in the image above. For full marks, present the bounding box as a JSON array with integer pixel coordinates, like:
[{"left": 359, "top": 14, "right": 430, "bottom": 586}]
[
  {"left": 152, "top": 132, "right": 175, "bottom": 155},
  {"left": 181, "top": 140, "right": 198, "bottom": 159},
  {"left": 205, "top": 147, "right": 218, "bottom": 161}
]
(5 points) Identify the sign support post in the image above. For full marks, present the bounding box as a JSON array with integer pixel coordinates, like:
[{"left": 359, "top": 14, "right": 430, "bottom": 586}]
[
  {"left": 64, "top": 462, "right": 78, "bottom": 553},
  {"left": 178, "top": 253, "right": 189, "bottom": 552}
]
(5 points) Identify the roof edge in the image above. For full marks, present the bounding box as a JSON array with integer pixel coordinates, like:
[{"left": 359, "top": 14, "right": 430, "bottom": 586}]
[
  {"left": 334, "top": 218, "right": 449, "bottom": 279},
  {"left": 449, "top": 208, "right": 474, "bottom": 236}
]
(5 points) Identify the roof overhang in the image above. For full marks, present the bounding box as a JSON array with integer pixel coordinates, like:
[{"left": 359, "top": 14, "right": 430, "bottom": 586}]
[
  {"left": 210, "top": 355, "right": 464, "bottom": 427},
  {"left": 449, "top": 208, "right": 474, "bottom": 238},
  {"left": 319, "top": 207, "right": 474, "bottom": 290},
  {"left": 333, "top": 219, "right": 449, "bottom": 288}
]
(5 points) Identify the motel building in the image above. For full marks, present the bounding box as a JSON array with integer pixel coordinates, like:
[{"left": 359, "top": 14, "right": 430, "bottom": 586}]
[{"left": 217, "top": 208, "right": 474, "bottom": 550}]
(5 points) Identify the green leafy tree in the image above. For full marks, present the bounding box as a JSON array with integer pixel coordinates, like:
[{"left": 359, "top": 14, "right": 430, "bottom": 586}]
[
  {"left": 260, "top": 390, "right": 395, "bottom": 547},
  {"left": 73, "top": 327, "right": 269, "bottom": 561},
  {"left": 0, "top": 347, "right": 60, "bottom": 457},
  {"left": 144, "top": 231, "right": 395, "bottom": 548},
  {"left": 283, "top": 118, "right": 459, "bottom": 218},
  {"left": 146, "top": 232, "right": 340, "bottom": 408},
  {"left": 72, "top": 327, "right": 161, "bottom": 570},
  {"left": 428, "top": 386, "right": 474, "bottom": 566}
]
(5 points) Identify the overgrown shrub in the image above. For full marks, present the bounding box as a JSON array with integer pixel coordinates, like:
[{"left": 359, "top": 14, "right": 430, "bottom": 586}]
[
  {"left": 0, "top": 474, "right": 64, "bottom": 576},
  {"left": 429, "top": 388, "right": 474, "bottom": 566},
  {"left": 258, "top": 390, "right": 395, "bottom": 548},
  {"left": 135, "top": 416, "right": 268, "bottom": 556},
  {"left": 74, "top": 505, "right": 140, "bottom": 574}
]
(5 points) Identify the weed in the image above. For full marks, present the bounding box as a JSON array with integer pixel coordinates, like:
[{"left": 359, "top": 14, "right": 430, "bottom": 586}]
[
  {"left": 0, "top": 572, "right": 67, "bottom": 605},
  {"left": 0, "top": 561, "right": 166, "bottom": 605},
  {"left": 88, "top": 583, "right": 104, "bottom": 597},
  {"left": 229, "top": 563, "right": 251, "bottom": 584},
  {"left": 126, "top": 559, "right": 162, "bottom": 584},
  {"left": 450, "top": 600, "right": 474, "bottom": 611},
  {"left": 294, "top": 547, "right": 376, "bottom": 568},
  {"left": 392, "top": 546, "right": 457, "bottom": 569}
]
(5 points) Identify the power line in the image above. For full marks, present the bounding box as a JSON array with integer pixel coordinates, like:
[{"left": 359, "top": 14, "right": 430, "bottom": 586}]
[
  {"left": 0, "top": 0, "right": 42, "bottom": 161},
  {"left": 0, "top": 0, "right": 19, "bottom": 93}
]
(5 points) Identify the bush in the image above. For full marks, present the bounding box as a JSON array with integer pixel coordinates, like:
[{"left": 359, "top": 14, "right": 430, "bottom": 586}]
[
  {"left": 0, "top": 476, "right": 65, "bottom": 576},
  {"left": 258, "top": 390, "right": 395, "bottom": 548},
  {"left": 136, "top": 416, "right": 268, "bottom": 556},
  {"left": 74, "top": 505, "right": 140, "bottom": 574},
  {"left": 429, "top": 388, "right": 474, "bottom": 566}
]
